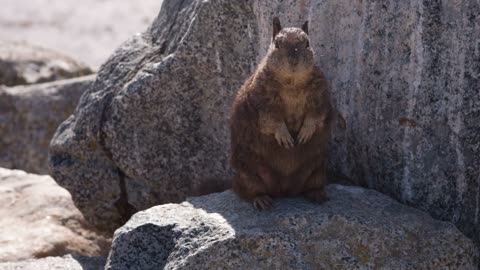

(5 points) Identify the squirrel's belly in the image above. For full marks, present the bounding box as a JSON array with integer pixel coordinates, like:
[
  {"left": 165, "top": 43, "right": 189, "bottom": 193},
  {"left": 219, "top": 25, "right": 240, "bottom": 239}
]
[
  {"left": 267, "top": 147, "right": 304, "bottom": 176},
  {"left": 262, "top": 134, "right": 325, "bottom": 177}
]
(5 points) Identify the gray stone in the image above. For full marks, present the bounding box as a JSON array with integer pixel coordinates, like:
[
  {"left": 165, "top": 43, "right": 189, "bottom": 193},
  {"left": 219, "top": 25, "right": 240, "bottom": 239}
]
[
  {"left": 0, "top": 75, "right": 94, "bottom": 174},
  {"left": 0, "top": 168, "right": 110, "bottom": 262},
  {"left": 317, "top": 0, "right": 480, "bottom": 252},
  {"left": 0, "top": 41, "right": 93, "bottom": 86},
  {"left": 0, "top": 255, "right": 105, "bottom": 270},
  {"left": 49, "top": 0, "right": 254, "bottom": 232},
  {"left": 48, "top": 0, "right": 480, "bottom": 255},
  {"left": 105, "top": 185, "right": 479, "bottom": 270}
]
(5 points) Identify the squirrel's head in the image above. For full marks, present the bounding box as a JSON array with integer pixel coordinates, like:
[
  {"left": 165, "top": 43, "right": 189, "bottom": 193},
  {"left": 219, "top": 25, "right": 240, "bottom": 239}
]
[{"left": 266, "top": 17, "right": 314, "bottom": 78}]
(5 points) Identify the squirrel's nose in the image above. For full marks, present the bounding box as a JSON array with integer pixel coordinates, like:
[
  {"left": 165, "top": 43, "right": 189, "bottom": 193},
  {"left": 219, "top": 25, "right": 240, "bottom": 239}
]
[{"left": 289, "top": 48, "right": 299, "bottom": 58}]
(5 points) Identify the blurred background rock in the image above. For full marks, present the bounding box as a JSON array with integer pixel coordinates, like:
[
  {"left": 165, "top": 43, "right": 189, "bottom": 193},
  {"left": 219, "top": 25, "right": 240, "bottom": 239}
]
[{"left": 0, "top": 0, "right": 163, "bottom": 69}]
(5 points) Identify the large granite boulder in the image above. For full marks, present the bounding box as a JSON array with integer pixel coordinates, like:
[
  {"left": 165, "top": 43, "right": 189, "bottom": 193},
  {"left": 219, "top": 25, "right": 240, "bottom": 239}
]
[
  {"left": 49, "top": 0, "right": 480, "bottom": 255},
  {"left": 105, "top": 185, "right": 479, "bottom": 270},
  {"left": 0, "top": 75, "right": 94, "bottom": 174},
  {"left": 0, "top": 255, "right": 105, "bottom": 270},
  {"left": 0, "top": 168, "right": 110, "bottom": 262},
  {"left": 319, "top": 0, "right": 480, "bottom": 253},
  {"left": 49, "top": 0, "right": 254, "bottom": 232},
  {"left": 0, "top": 41, "right": 92, "bottom": 86}
]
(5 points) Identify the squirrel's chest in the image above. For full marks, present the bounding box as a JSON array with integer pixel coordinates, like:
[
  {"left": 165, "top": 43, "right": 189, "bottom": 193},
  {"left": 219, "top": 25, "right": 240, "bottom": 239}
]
[{"left": 279, "top": 88, "right": 307, "bottom": 130}]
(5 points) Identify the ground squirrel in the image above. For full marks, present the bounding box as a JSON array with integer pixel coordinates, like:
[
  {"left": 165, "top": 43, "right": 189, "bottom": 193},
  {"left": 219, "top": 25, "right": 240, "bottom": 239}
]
[{"left": 230, "top": 17, "right": 333, "bottom": 210}]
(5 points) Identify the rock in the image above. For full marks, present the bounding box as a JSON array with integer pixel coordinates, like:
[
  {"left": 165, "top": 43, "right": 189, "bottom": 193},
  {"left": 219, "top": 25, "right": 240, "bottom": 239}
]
[
  {"left": 48, "top": 0, "right": 480, "bottom": 254},
  {"left": 0, "top": 255, "right": 105, "bottom": 270},
  {"left": 0, "top": 41, "right": 93, "bottom": 86},
  {"left": 315, "top": 0, "right": 480, "bottom": 251},
  {"left": 105, "top": 185, "right": 479, "bottom": 270},
  {"left": 49, "top": 0, "right": 254, "bottom": 232},
  {"left": 0, "top": 75, "right": 94, "bottom": 174},
  {"left": 311, "top": 0, "right": 480, "bottom": 254},
  {"left": 0, "top": 168, "right": 110, "bottom": 262}
]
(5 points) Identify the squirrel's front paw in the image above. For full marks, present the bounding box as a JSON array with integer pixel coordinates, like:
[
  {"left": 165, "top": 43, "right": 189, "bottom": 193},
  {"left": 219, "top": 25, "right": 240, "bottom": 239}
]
[
  {"left": 298, "top": 120, "right": 316, "bottom": 144},
  {"left": 274, "top": 123, "right": 294, "bottom": 149}
]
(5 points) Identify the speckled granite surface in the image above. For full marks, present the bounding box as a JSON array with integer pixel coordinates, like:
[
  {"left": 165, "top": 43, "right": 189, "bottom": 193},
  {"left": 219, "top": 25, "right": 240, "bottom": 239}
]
[{"left": 105, "top": 185, "right": 478, "bottom": 270}]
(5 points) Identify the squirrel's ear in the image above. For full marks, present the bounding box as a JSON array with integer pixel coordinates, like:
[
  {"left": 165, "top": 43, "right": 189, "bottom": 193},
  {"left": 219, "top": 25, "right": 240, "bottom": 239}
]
[
  {"left": 272, "top": 17, "right": 282, "bottom": 40},
  {"left": 302, "top": 21, "right": 309, "bottom": 35}
]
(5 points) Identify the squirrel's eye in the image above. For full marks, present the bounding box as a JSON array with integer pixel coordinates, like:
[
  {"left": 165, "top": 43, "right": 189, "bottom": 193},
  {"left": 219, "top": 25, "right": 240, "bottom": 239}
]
[{"left": 306, "top": 40, "right": 310, "bottom": 48}]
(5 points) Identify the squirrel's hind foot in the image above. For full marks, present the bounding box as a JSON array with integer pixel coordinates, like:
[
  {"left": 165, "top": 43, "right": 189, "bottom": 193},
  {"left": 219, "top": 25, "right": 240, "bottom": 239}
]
[
  {"left": 304, "top": 189, "right": 329, "bottom": 204},
  {"left": 253, "top": 195, "right": 273, "bottom": 210}
]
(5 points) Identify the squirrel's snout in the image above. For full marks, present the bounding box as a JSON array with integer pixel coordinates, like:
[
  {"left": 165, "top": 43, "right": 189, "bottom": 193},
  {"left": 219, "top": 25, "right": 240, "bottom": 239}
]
[{"left": 288, "top": 48, "right": 300, "bottom": 65}]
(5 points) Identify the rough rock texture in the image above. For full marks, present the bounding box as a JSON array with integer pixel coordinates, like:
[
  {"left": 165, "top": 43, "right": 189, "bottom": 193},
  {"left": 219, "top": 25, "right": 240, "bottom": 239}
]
[
  {"left": 49, "top": 0, "right": 255, "bottom": 232},
  {"left": 317, "top": 0, "right": 480, "bottom": 254},
  {"left": 0, "top": 75, "right": 94, "bottom": 174},
  {"left": 0, "top": 255, "right": 105, "bottom": 270},
  {"left": 106, "top": 185, "right": 479, "bottom": 270},
  {"left": 0, "top": 41, "right": 92, "bottom": 86},
  {"left": 49, "top": 0, "right": 480, "bottom": 253},
  {"left": 0, "top": 168, "right": 110, "bottom": 262}
]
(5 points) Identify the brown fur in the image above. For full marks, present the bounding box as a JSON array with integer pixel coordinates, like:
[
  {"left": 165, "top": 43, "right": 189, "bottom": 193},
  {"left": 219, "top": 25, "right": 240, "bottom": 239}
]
[{"left": 229, "top": 18, "right": 333, "bottom": 209}]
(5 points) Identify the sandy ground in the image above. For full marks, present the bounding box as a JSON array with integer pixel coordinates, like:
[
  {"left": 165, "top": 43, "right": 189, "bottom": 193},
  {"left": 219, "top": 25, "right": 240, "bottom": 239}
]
[{"left": 0, "top": 0, "right": 163, "bottom": 69}]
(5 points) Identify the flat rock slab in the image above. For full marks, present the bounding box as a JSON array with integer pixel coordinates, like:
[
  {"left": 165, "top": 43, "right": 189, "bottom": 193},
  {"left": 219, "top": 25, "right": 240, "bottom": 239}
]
[
  {"left": 0, "top": 168, "right": 110, "bottom": 262},
  {"left": 0, "top": 255, "right": 105, "bottom": 270},
  {"left": 106, "top": 185, "right": 479, "bottom": 270}
]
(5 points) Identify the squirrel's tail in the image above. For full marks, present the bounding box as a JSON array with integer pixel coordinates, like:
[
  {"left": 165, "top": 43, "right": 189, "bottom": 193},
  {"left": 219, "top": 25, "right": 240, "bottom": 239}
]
[{"left": 191, "top": 178, "right": 232, "bottom": 197}]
